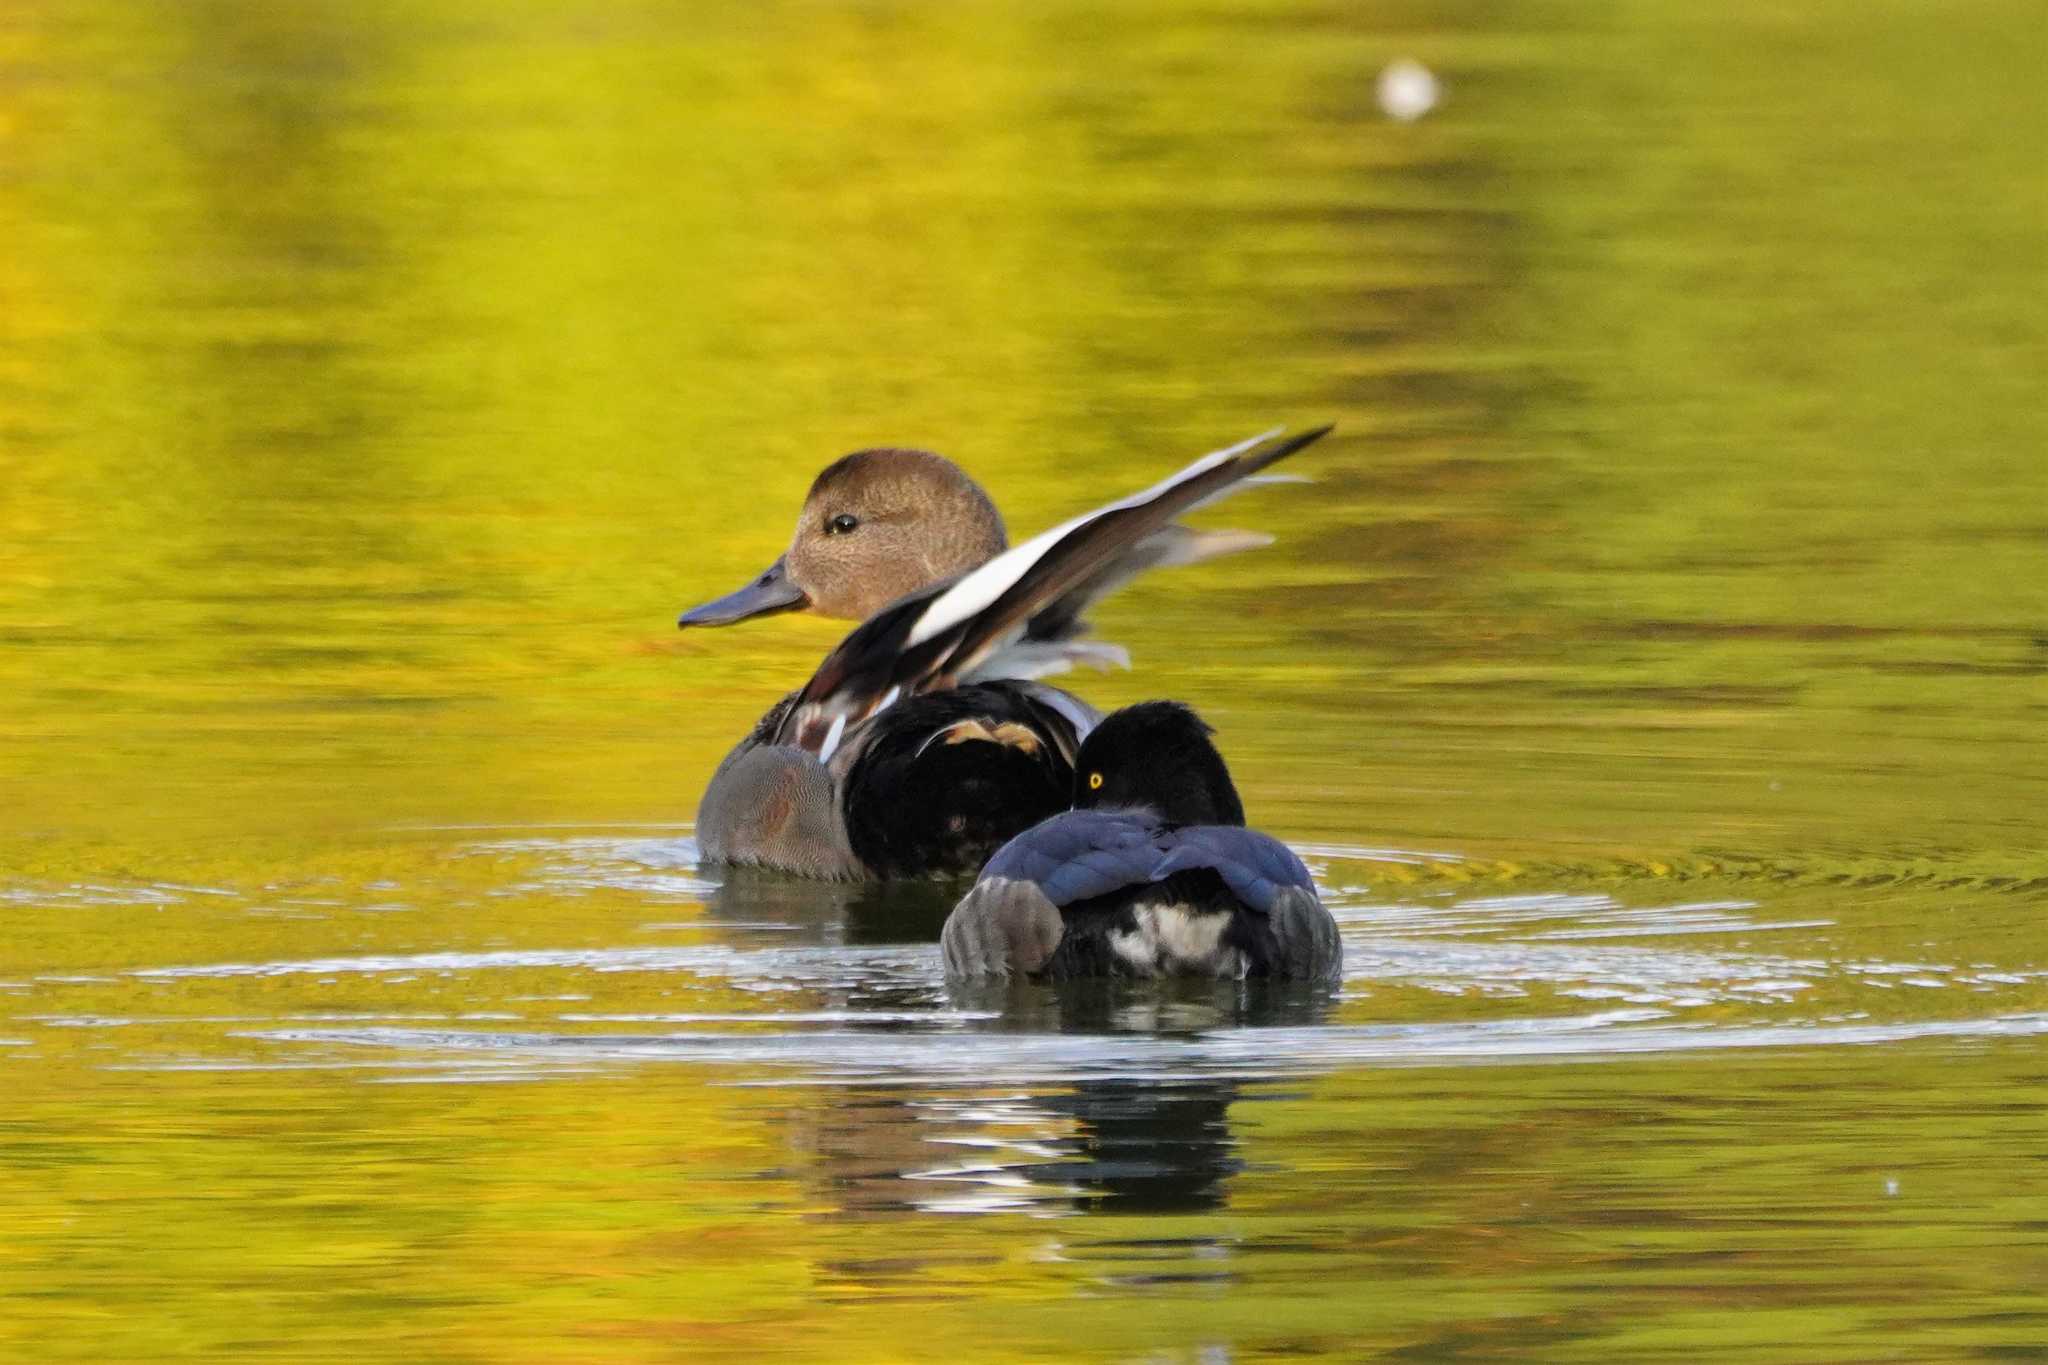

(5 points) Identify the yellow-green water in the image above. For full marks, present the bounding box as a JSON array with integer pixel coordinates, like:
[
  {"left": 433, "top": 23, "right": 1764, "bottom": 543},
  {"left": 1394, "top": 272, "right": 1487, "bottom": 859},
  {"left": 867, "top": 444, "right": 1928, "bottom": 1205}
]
[{"left": 3, "top": 1, "right": 2045, "bottom": 1359}]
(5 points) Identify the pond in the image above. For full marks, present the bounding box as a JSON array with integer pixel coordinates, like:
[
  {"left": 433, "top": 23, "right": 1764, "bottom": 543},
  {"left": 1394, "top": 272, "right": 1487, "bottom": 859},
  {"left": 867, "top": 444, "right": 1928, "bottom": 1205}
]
[{"left": 2, "top": 1, "right": 2043, "bottom": 1359}]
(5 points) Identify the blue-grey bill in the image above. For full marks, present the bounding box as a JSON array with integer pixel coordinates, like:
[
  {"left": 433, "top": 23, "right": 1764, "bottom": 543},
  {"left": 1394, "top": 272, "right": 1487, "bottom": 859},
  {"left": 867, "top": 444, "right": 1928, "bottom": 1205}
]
[{"left": 677, "top": 556, "right": 808, "bottom": 628}]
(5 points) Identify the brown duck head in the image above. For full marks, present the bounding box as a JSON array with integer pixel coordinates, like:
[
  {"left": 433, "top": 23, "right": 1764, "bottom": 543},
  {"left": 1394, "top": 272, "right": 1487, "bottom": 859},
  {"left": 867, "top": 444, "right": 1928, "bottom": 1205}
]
[{"left": 679, "top": 448, "right": 1008, "bottom": 627}]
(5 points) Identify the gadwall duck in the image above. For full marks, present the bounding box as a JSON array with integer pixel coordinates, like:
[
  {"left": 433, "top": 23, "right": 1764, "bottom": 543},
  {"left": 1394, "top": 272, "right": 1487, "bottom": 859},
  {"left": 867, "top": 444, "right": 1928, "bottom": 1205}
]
[
  {"left": 679, "top": 427, "right": 1331, "bottom": 880},
  {"left": 941, "top": 701, "right": 1341, "bottom": 980}
]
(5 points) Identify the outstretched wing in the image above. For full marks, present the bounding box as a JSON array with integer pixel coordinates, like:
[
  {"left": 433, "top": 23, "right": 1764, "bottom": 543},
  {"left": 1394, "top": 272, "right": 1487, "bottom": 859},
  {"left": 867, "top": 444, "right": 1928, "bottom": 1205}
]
[{"left": 775, "top": 425, "right": 1332, "bottom": 755}]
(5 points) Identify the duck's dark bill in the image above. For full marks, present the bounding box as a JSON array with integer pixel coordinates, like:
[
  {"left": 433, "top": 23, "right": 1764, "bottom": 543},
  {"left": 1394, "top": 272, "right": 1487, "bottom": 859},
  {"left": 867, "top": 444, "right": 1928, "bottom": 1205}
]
[{"left": 678, "top": 556, "right": 809, "bottom": 628}]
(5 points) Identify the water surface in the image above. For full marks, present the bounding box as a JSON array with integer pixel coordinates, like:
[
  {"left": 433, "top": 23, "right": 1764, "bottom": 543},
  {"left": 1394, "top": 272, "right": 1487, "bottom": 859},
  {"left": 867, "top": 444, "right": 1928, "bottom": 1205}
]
[{"left": 2, "top": 1, "right": 2044, "bottom": 1359}]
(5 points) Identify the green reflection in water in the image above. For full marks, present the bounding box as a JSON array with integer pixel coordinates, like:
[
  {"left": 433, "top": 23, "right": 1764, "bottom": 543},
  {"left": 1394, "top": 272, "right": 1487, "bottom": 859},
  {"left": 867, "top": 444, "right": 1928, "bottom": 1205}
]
[{"left": 1, "top": 0, "right": 2043, "bottom": 1359}]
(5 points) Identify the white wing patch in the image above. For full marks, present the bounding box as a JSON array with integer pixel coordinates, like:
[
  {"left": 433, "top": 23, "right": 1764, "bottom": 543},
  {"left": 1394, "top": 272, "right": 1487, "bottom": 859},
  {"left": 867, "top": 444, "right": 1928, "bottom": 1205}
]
[
  {"left": 815, "top": 712, "right": 848, "bottom": 763},
  {"left": 902, "top": 516, "right": 1086, "bottom": 649}
]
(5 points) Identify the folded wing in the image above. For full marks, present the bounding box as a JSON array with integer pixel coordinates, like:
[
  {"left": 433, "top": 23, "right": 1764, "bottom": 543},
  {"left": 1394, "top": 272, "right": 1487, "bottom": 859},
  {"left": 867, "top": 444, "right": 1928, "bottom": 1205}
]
[
  {"left": 981, "top": 809, "right": 1170, "bottom": 906},
  {"left": 981, "top": 810, "right": 1316, "bottom": 916},
  {"left": 1147, "top": 826, "right": 1316, "bottom": 915}
]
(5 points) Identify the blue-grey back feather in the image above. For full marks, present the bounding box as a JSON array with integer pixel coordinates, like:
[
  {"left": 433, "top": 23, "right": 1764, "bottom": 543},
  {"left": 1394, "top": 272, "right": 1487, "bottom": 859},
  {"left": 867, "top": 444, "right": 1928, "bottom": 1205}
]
[
  {"left": 1148, "top": 826, "right": 1314, "bottom": 915},
  {"left": 983, "top": 809, "right": 1314, "bottom": 914},
  {"left": 983, "top": 809, "right": 1166, "bottom": 906}
]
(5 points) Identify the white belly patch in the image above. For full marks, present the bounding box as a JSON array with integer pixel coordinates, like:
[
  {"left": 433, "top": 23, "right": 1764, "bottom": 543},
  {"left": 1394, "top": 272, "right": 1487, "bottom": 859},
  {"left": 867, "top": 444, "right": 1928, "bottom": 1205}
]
[{"left": 1107, "top": 905, "right": 1247, "bottom": 978}]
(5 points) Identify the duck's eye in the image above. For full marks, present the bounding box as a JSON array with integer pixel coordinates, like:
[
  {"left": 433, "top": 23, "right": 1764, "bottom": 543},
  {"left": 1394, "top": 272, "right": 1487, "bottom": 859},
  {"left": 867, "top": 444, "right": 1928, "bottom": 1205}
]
[
  {"left": 826, "top": 513, "right": 860, "bottom": 535},
  {"left": 1087, "top": 772, "right": 1104, "bottom": 791}
]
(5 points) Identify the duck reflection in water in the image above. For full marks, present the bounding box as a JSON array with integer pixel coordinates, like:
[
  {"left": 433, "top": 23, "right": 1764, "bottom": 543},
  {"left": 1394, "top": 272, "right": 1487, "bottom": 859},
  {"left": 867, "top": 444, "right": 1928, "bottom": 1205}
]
[
  {"left": 996, "top": 978, "right": 1338, "bottom": 1214},
  {"left": 701, "top": 866, "right": 961, "bottom": 944},
  {"left": 785, "top": 978, "right": 1334, "bottom": 1220},
  {"left": 1032, "top": 1075, "right": 1244, "bottom": 1214}
]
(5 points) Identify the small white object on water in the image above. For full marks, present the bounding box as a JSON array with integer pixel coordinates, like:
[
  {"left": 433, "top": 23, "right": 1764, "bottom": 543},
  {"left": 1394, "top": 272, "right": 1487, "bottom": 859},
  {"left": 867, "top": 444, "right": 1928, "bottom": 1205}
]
[{"left": 1377, "top": 58, "right": 1440, "bottom": 122}]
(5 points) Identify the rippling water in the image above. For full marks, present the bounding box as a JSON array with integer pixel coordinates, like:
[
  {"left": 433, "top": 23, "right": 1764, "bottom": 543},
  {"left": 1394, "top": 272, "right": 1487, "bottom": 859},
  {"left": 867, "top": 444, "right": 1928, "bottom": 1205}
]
[{"left": 3, "top": 0, "right": 2045, "bottom": 1359}]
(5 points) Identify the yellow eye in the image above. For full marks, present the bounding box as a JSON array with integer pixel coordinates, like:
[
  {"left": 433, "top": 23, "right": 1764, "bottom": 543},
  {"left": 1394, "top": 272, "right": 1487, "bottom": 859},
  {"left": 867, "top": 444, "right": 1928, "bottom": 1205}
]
[{"left": 1087, "top": 772, "right": 1104, "bottom": 790}]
